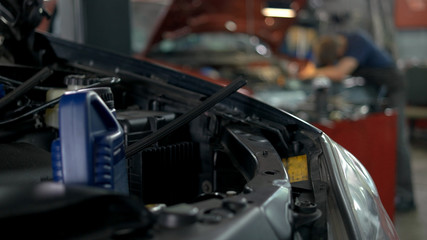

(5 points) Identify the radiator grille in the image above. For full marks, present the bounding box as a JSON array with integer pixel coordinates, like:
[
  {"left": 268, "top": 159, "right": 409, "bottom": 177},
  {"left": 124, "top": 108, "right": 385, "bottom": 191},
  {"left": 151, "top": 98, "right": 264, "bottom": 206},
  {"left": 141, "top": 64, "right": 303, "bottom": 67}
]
[{"left": 128, "top": 142, "right": 199, "bottom": 205}]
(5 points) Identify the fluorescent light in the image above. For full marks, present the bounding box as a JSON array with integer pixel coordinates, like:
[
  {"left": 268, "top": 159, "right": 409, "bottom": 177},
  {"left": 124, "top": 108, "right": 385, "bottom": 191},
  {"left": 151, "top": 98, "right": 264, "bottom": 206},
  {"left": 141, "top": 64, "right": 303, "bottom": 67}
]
[{"left": 261, "top": 7, "right": 296, "bottom": 18}]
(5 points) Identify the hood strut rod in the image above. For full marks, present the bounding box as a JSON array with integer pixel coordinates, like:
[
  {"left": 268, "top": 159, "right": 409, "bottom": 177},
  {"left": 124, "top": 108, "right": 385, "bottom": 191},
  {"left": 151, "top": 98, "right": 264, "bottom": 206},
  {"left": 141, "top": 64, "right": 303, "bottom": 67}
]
[
  {"left": 0, "top": 66, "right": 53, "bottom": 111},
  {"left": 125, "top": 77, "right": 247, "bottom": 158}
]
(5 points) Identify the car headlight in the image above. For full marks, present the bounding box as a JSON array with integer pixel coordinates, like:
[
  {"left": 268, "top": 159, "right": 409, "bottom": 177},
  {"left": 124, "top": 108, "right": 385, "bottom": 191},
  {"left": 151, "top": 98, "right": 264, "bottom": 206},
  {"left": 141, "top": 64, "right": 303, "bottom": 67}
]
[{"left": 320, "top": 134, "right": 398, "bottom": 239}]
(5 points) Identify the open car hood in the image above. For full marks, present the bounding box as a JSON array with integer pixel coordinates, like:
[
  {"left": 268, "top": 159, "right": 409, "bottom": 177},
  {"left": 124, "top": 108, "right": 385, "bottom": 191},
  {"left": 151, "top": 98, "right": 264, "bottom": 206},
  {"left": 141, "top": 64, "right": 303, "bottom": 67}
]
[
  {"left": 140, "top": 0, "right": 306, "bottom": 57},
  {"left": 0, "top": 26, "right": 398, "bottom": 239}
]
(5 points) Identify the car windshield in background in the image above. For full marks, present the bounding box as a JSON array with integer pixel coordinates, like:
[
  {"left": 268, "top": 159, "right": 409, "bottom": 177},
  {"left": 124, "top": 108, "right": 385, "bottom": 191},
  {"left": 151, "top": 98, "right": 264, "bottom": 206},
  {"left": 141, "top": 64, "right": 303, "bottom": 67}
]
[{"left": 149, "top": 32, "right": 271, "bottom": 56}]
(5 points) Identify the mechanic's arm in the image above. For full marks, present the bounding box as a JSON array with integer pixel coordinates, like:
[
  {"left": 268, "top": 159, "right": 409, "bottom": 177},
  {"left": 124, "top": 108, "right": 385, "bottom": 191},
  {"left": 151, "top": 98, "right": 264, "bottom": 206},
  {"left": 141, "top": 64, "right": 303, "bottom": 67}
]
[{"left": 299, "top": 57, "right": 358, "bottom": 82}]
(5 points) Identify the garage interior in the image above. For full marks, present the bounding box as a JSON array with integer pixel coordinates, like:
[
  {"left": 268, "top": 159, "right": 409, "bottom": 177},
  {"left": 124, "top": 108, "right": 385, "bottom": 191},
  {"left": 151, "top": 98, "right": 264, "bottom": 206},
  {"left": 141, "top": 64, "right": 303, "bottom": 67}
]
[{"left": 5, "top": 0, "right": 427, "bottom": 239}]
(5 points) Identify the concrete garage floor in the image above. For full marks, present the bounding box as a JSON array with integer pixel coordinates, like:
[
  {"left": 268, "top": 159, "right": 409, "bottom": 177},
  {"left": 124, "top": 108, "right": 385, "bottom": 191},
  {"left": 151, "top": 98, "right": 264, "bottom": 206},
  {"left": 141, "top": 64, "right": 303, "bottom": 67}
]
[{"left": 394, "top": 131, "right": 427, "bottom": 240}]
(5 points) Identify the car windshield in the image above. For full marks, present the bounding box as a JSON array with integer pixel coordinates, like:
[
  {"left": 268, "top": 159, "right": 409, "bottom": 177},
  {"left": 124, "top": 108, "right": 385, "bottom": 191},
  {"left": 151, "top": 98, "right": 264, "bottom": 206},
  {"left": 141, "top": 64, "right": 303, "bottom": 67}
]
[{"left": 149, "top": 32, "right": 271, "bottom": 56}]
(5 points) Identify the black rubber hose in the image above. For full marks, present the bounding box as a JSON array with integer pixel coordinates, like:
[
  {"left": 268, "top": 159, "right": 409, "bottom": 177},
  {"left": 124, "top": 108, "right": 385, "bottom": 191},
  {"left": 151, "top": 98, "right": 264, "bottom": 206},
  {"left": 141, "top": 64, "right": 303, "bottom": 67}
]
[
  {"left": 0, "top": 97, "right": 60, "bottom": 125},
  {"left": 0, "top": 77, "right": 120, "bottom": 126},
  {"left": 0, "top": 66, "right": 54, "bottom": 110},
  {"left": 125, "top": 78, "right": 247, "bottom": 158}
]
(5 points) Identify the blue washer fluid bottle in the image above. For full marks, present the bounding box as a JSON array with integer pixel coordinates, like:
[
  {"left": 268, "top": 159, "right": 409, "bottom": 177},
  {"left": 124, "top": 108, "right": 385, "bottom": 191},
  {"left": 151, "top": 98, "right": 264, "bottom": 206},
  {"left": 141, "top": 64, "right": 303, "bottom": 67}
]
[{"left": 51, "top": 88, "right": 128, "bottom": 194}]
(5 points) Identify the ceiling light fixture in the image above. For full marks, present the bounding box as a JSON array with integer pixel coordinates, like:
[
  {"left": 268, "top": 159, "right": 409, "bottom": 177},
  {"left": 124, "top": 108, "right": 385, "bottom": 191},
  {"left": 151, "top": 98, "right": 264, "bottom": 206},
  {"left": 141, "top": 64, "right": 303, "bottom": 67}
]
[{"left": 261, "top": 1, "right": 296, "bottom": 18}]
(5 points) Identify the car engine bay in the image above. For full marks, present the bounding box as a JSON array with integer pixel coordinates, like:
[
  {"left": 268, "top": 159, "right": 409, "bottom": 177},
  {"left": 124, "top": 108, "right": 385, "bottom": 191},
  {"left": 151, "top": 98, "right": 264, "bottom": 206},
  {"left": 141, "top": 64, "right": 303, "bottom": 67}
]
[{"left": 0, "top": 33, "right": 331, "bottom": 239}]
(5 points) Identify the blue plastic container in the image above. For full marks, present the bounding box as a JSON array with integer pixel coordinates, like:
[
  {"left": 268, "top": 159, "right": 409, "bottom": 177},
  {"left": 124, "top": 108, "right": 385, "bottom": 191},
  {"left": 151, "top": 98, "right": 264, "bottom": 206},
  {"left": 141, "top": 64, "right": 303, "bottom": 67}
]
[{"left": 51, "top": 90, "right": 128, "bottom": 194}]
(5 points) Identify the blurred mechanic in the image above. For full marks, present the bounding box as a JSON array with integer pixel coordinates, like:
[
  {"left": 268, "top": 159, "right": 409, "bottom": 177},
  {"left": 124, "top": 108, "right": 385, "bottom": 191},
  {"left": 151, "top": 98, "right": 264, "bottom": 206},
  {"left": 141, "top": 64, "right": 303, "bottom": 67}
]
[{"left": 299, "top": 30, "right": 415, "bottom": 211}]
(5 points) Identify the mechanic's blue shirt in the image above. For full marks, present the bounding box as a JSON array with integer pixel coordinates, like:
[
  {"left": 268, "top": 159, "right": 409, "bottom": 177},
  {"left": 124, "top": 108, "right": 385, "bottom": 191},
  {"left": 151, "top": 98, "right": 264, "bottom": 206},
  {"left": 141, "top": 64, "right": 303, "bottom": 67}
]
[{"left": 342, "top": 31, "right": 395, "bottom": 68}]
